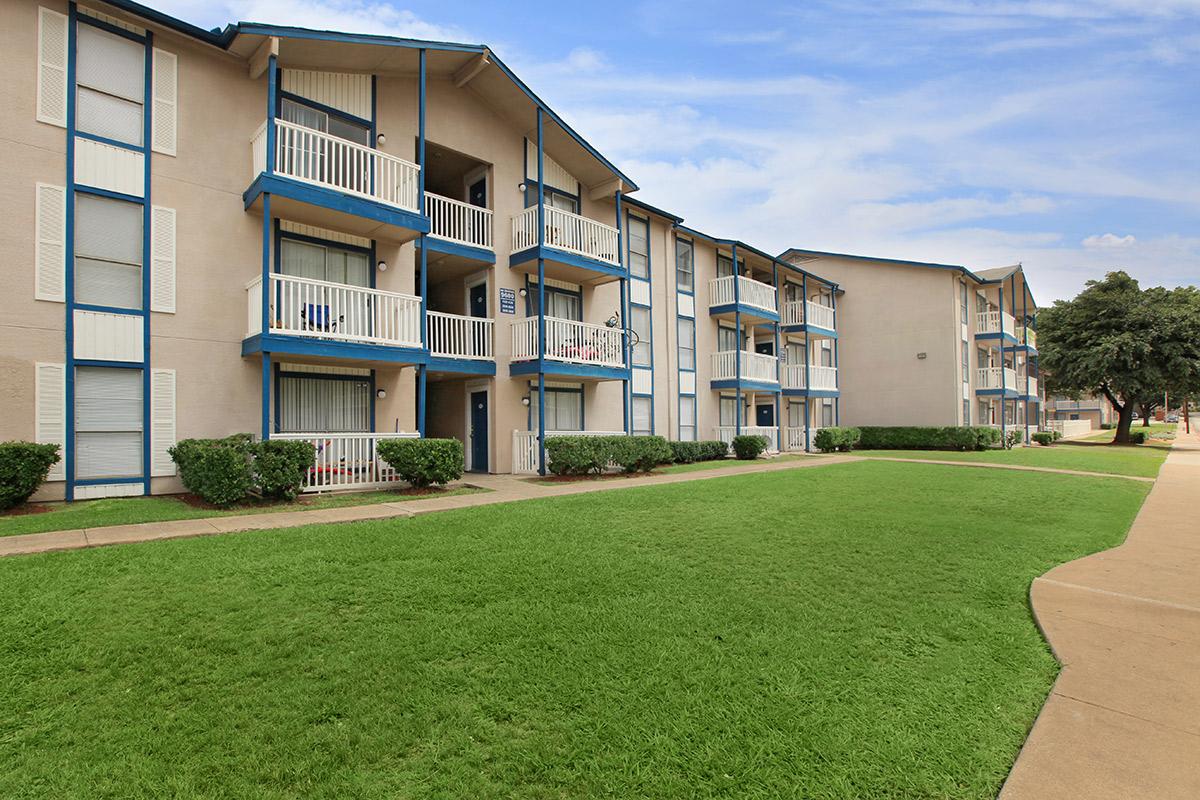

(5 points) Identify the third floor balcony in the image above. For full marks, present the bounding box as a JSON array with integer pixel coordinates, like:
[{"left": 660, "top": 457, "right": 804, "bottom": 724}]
[
  {"left": 780, "top": 299, "right": 837, "bottom": 336},
  {"left": 510, "top": 206, "right": 623, "bottom": 286},
  {"left": 708, "top": 275, "right": 779, "bottom": 323}
]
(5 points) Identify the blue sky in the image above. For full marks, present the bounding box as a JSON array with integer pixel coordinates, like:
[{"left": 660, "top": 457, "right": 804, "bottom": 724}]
[{"left": 159, "top": 0, "right": 1200, "bottom": 301}]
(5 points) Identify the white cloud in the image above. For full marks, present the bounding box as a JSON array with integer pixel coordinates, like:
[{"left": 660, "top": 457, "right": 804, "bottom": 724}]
[
  {"left": 1082, "top": 233, "right": 1137, "bottom": 248},
  {"left": 153, "top": 0, "right": 472, "bottom": 41}
]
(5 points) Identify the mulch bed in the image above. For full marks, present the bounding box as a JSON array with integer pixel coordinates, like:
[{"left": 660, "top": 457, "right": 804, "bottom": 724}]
[{"left": 1, "top": 504, "right": 55, "bottom": 518}]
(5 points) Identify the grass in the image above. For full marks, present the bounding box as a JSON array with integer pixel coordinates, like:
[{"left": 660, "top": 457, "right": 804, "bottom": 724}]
[
  {"left": 0, "top": 461, "right": 1150, "bottom": 799},
  {"left": 657, "top": 453, "right": 810, "bottom": 474},
  {"left": 0, "top": 486, "right": 488, "bottom": 538},
  {"left": 854, "top": 440, "right": 1171, "bottom": 478},
  {"left": 1081, "top": 422, "right": 1176, "bottom": 442}
]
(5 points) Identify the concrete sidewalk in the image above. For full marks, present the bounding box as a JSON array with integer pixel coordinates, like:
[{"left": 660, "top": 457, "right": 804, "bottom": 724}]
[{"left": 1000, "top": 426, "right": 1200, "bottom": 799}]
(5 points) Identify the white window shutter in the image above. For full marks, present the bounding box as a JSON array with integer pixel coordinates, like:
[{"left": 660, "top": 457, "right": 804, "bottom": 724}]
[
  {"left": 35, "top": 363, "right": 67, "bottom": 481},
  {"left": 37, "top": 8, "right": 69, "bottom": 127},
  {"left": 150, "top": 369, "right": 176, "bottom": 476},
  {"left": 151, "top": 48, "right": 177, "bottom": 155},
  {"left": 35, "top": 183, "right": 66, "bottom": 302},
  {"left": 150, "top": 205, "right": 176, "bottom": 312}
]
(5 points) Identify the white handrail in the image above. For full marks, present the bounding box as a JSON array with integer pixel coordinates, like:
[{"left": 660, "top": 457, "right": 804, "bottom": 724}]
[
  {"left": 511, "top": 429, "right": 627, "bottom": 474},
  {"left": 711, "top": 350, "right": 778, "bottom": 383},
  {"left": 273, "top": 431, "right": 419, "bottom": 492},
  {"left": 250, "top": 272, "right": 422, "bottom": 348},
  {"left": 977, "top": 310, "right": 1016, "bottom": 337},
  {"left": 427, "top": 311, "right": 494, "bottom": 360},
  {"left": 781, "top": 364, "right": 838, "bottom": 391},
  {"left": 511, "top": 316, "right": 625, "bottom": 368},
  {"left": 781, "top": 300, "right": 836, "bottom": 329},
  {"left": 977, "top": 366, "right": 1019, "bottom": 390},
  {"left": 425, "top": 192, "right": 493, "bottom": 250},
  {"left": 708, "top": 275, "right": 777, "bottom": 314},
  {"left": 510, "top": 206, "right": 620, "bottom": 266},
  {"left": 715, "top": 425, "right": 779, "bottom": 452},
  {"left": 259, "top": 118, "right": 421, "bottom": 212}
]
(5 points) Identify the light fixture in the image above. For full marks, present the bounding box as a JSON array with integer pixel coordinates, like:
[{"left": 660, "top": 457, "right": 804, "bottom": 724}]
[
  {"left": 917, "top": 352, "right": 927, "bottom": 360},
  {"left": 518, "top": 287, "right": 527, "bottom": 297},
  {"left": 376, "top": 133, "right": 386, "bottom": 146},
  {"left": 376, "top": 388, "right": 387, "bottom": 399},
  {"left": 518, "top": 182, "right": 527, "bottom": 193},
  {"left": 377, "top": 260, "right": 388, "bottom": 272},
  {"left": 522, "top": 397, "right": 530, "bottom": 406},
  {"left": 604, "top": 313, "right": 619, "bottom": 329}
]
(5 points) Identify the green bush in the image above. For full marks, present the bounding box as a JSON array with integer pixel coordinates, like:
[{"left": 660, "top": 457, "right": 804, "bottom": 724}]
[
  {"left": 731, "top": 435, "right": 768, "bottom": 460},
  {"left": 376, "top": 438, "right": 464, "bottom": 488},
  {"left": 544, "top": 436, "right": 609, "bottom": 476},
  {"left": 1002, "top": 430, "right": 1023, "bottom": 450},
  {"left": 1032, "top": 432, "right": 1054, "bottom": 446},
  {"left": 1051, "top": 430, "right": 1063, "bottom": 441},
  {"left": 254, "top": 439, "right": 316, "bottom": 501},
  {"left": 0, "top": 442, "right": 60, "bottom": 510},
  {"left": 670, "top": 440, "right": 728, "bottom": 464},
  {"left": 1129, "top": 431, "right": 1147, "bottom": 445},
  {"left": 855, "top": 426, "right": 1001, "bottom": 451},
  {"left": 1100, "top": 422, "right": 1114, "bottom": 429},
  {"left": 813, "top": 427, "right": 861, "bottom": 453},
  {"left": 610, "top": 436, "right": 672, "bottom": 473},
  {"left": 169, "top": 435, "right": 255, "bottom": 507}
]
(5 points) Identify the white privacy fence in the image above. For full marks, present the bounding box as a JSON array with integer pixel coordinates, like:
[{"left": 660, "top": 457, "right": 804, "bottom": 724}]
[
  {"left": 711, "top": 350, "right": 778, "bottom": 383},
  {"left": 273, "top": 431, "right": 419, "bottom": 492},
  {"left": 425, "top": 192, "right": 493, "bottom": 250},
  {"left": 511, "top": 206, "right": 620, "bottom": 265},
  {"left": 511, "top": 316, "right": 626, "bottom": 368},
  {"left": 1047, "top": 420, "right": 1093, "bottom": 439},
  {"left": 254, "top": 119, "right": 421, "bottom": 212},
  {"left": 781, "top": 364, "right": 838, "bottom": 391},
  {"left": 511, "top": 429, "right": 627, "bottom": 474},
  {"left": 247, "top": 273, "right": 422, "bottom": 348},
  {"left": 708, "top": 275, "right": 778, "bottom": 315},
  {"left": 715, "top": 425, "right": 779, "bottom": 453},
  {"left": 427, "top": 311, "right": 494, "bottom": 360}
]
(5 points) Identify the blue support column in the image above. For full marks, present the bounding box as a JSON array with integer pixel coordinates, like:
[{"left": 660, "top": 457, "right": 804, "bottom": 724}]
[
  {"left": 999, "top": 283, "right": 1007, "bottom": 441},
  {"left": 616, "top": 191, "right": 630, "bottom": 434},
  {"left": 1022, "top": 276, "right": 1030, "bottom": 443},
  {"left": 416, "top": 49, "right": 428, "bottom": 438},
  {"left": 64, "top": 3, "right": 78, "bottom": 500},
  {"left": 141, "top": 29, "right": 154, "bottom": 496},
  {"left": 261, "top": 353, "right": 271, "bottom": 440},
  {"left": 265, "top": 55, "right": 277, "bottom": 175},
  {"left": 733, "top": 244, "right": 741, "bottom": 437},
  {"left": 772, "top": 261, "right": 781, "bottom": 450},
  {"left": 260, "top": 52, "right": 275, "bottom": 443},
  {"left": 832, "top": 288, "right": 840, "bottom": 426},
  {"left": 536, "top": 109, "right": 547, "bottom": 475},
  {"left": 802, "top": 274, "right": 811, "bottom": 450}
]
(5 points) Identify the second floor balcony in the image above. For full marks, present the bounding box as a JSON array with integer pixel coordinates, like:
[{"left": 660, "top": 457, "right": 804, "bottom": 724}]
[
  {"left": 1016, "top": 324, "right": 1038, "bottom": 351},
  {"left": 976, "top": 366, "right": 1018, "bottom": 393},
  {"left": 710, "top": 350, "right": 779, "bottom": 387},
  {"left": 708, "top": 275, "right": 778, "bottom": 322},
  {"left": 510, "top": 315, "right": 627, "bottom": 379},
  {"left": 424, "top": 192, "right": 494, "bottom": 261},
  {"left": 781, "top": 364, "right": 838, "bottom": 394},
  {"left": 510, "top": 206, "right": 623, "bottom": 285},
  {"left": 976, "top": 310, "right": 1016, "bottom": 341},
  {"left": 781, "top": 300, "right": 837, "bottom": 335}
]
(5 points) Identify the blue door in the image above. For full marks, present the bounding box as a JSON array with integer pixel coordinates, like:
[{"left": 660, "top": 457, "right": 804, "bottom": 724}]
[
  {"left": 756, "top": 403, "right": 774, "bottom": 427},
  {"left": 469, "top": 390, "right": 488, "bottom": 472}
]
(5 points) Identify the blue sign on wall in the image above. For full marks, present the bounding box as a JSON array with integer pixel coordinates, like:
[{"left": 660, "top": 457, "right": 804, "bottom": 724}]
[{"left": 499, "top": 287, "right": 516, "bottom": 315}]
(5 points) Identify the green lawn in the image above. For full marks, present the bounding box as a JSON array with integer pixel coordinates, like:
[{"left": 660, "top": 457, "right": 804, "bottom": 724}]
[
  {"left": 658, "top": 453, "right": 811, "bottom": 474},
  {"left": 854, "top": 441, "right": 1170, "bottom": 478},
  {"left": 0, "top": 486, "right": 488, "bottom": 538},
  {"left": 0, "top": 461, "right": 1149, "bottom": 799},
  {"left": 1082, "top": 422, "right": 1176, "bottom": 442}
]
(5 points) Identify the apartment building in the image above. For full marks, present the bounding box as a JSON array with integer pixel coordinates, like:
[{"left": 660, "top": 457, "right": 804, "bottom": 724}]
[
  {"left": 2, "top": 0, "right": 847, "bottom": 499},
  {"left": 1045, "top": 394, "right": 1114, "bottom": 430},
  {"left": 778, "top": 250, "right": 1042, "bottom": 441}
]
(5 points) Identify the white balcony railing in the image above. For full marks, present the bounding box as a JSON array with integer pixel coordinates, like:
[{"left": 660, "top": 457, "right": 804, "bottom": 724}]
[
  {"left": 781, "top": 364, "right": 838, "bottom": 392},
  {"left": 1017, "top": 325, "right": 1037, "bottom": 349},
  {"left": 273, "top": 431, "right": 419, "bottom": 492},
  {"left": 781, "top": 300, "right": 836, "bottom": 330},
  {"left": 715, "top": 426, "right": 779, "bottom": 453},
  {"left": 425, "top": 192, "right": 493, "bottom": 251},
  {"left": 782, "top": 426, "right": 822, "bottom": 452},
  {"left": 247, "top": 273, "right": 422, "bottom": 348},
  {"left": 511, "top": 316, "right": 625, "bottom": 368},
  {"left": 427, "top": 311, "right": 494, "bottom": 360},
  {"left": 511, "top": 206, "right": 620, "bottom": 266},
  {"left": 977, "top": 366, "right": 1019, "bottom": 391},
  {"left": 976, "top": 310, "right": 1016, "bottom": 337},
  {"left": 512, "top": 429, "right": 627, "bottom": 474},
  {"left": 254, "top": 118, "right": 421, "bottom": 212},
  {"left": 711, "top": 351, "right": 779, "bottom": 383},
  {"left": 709, "top": 275, "right": 778, "bottom": 315},
  {"left": 1024, "top": 376, "right": 1039, "bottom": 397}
]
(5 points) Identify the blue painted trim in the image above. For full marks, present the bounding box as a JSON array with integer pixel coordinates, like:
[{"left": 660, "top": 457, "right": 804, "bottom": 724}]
[
  {"left": 977, "top": 388, "right": 1020, "bottom": 399},
  {"left": 627, "top": 210, "right": 654, "bottom": 434},
  {"left": 712, "top": 379, "right": 781, "bottom": 393},
  {"left": 243, "top": 173, "right": 431, "bottom": 234},
  {"left": 709, "top": 302, "right": 780, "bottom": 323},
  {"left": 73, "top": 358, "right": 146, "bottom": 369},
  {"left": 509, "top": 361, "right": 628, "bottom": 381},
  {"left": 73, "top": 130, "right": 144, "bottom": 152},
  {"left": 261, "top": 353, "right": 271, "bottom": 440},
  {"left": 273, "top": 362, "right": 281, "bottom": 434},
  {"left": 242, "top": 333, "right": 426, "bottom": 365},
  {"left": 783, "top": 388, "right": 840, "bottom": 399},
  {"left": 426, "top": 357, "right": 497, "bottom": 376},
  {"left": 75, "top": 476, "right": 147, "bottom": 486},
  {"left": 279, "top": 227, "right": 373, "bottom": 255},
  {"left": 673, "top": 235, "right": 696, "bottom": 296},
  {"left": 779, "top": 247, "right": 987, "bottom": 284},
  {"left": 509, "top": 246, "right": 625, "bottom": 280},
  {"left": 535, "top": 109, "right": 547, "bottom": 474},
  {"left": 616, "top": 190, "right": 630, "bottom": 434},
  {"left": 279, "top": 90, "right": 372, "bottom": 128},
  {"left": 76, "top": 11, "right": 146, "bottom": 41},
  {"left": 234, "top": 23, "right": 488, "bottom": 53},
  {"left": 622, "top": 195, "right": 683, "bottom": 223},
  {"left": 140, "top": 28, "right": 152, "bottom": 495},
  {"left": 265, "top": 56, "right": 277, "bottom": 176},
  {"left": 74, "top": 302, "right": 148, "bottom": 316},
  {"left": 975, "top": 330, "right": 1019, "bottom": 344},
  {"left": 733, "top": 243, "right": 742, "bottom": 437},
  {"left": 418, "top": 237, "right": 496, "bottom": 264},
  {"left": 780, "top": 323, "right": 839, "bottom": 339},
  {"left": 73, "top": 184, "right": 143, "bottom": 204}
]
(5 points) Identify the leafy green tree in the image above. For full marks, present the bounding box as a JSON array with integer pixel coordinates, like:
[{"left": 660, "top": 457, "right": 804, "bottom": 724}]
[{"left": 1039, "top": 272, "right": 1200, "bottom": 443}]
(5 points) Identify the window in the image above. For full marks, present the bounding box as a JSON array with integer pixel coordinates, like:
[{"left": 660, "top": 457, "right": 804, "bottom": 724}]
[
  {"left": 785, "top": 341, "right": 805, "bottom": 365},
  {"left": 677, "top": 317, "right": 695, "bottom": 370},
  {"left": 278, "top": 375, "right": 370, "bottom": 433},
  {"left": 819, "top": 340, "right": 833, "bottom": 368},
  {"left": 632, "top": 396, "right": 652, "bottom": 435},
  {"left": 783, "top": 283, "right": 801, "bottom": 303},
  {"left": 280, "top": 98, "right": 370, "bottom": 146},
  {"left": 979, "top": 400, "right": 991, "bottom": 424},
  {"left": 75, "top": 193, "right": 142, "bottom": 309},
  {"left": 717, "top": 325, "right": 739, "bottom": 353},
  {"left": 961, "top": 340, "right": 970, "bottom": 377},
  {"left": 719, "top": 395, "right": 737, "bottom": 427},
  {"left": 963, "top": 399, "right": 971, "bottom": 424},
  {"left": 820, "top": 399, "right": 834, "bottom": 428},
  {"left": 977, "top": 347, "right": 990, "bottom": 369},
  {"left": 280, "top": 238, "right": 370, "bottom": 287},
  {"left": 976, "top": 292, "right": 989, "bottom": 315},
  {"left": 627, "top": 215, "right": 649, "bottom": 279},
  {"left": 960, "top": 281, "right": 969, "bottom": 323},
  {"left": 716, "top": 254, "right": 734, "bottom": 278},
  {"left": 679, "top": 396, "right": 696, "bottom": 441},
  {"left": 787, "top": 401, "right": 803, "bottom": 428},
  {"left": 675, "top": 238, "right": 694, "bottom": 292},
  {"left": 75, "top": 367, "right": 143, "bottom": 480},
  {"left": 548, "top": 191, "right": 578, "bottom": 213},
  {"left": 533, "top": 387, "right": 582, "bottom": 432},
  {"left": 630, "top": 306, "right": 651, "bottom": 367},
  {"left": 528, "top": 284, "right": 582, "bottom": 321},
  {"left": 76, "top": 23, "right": 145, "bottom": 146}
]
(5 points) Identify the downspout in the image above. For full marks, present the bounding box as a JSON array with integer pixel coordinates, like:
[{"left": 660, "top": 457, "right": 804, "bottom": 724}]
[
  {"left": 416, "top": 49, "right": 428, "bottom": 438},
  {"left": 733, "top": 244, "right": 741, "bottom": 438},
  {"left": 772, "top": 260, "right": 781, "bottom": 452},
  {"left": 832, "top": 287, "right": 840, "bottom": 427},
  {"left": 536, "top": 109, "right": 547, "bottom": 475},
  {"left": 617, "top": 191, "right": 629, "bottom": 434},
  {"left": 999, "top": 282, "right": 1006, "bottom": 441},
  {"left": 802, "top": 273, "right": 811, "bottom": 451},
  {"left": 261, "top": 55, "right": 277, "bottom": 441}
]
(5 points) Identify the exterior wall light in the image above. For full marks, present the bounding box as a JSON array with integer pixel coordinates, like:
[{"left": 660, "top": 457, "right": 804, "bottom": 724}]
[
  {"left": 518, "top": 287, "right": 527, "bottom": 297},
  {"left": 376, "top": 389, "right": 387, "bottom": 399},
  {"left": 376, "top": 133, "right": 386, "bottom": 146},
  {"left": 377, "top": 260, "right": 388, "bottom": 272},
  {"left": 522, "top": 397, "right": 531, "bottom": 406}
]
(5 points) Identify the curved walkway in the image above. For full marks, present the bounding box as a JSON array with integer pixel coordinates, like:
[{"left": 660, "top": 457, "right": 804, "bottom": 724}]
[{"left": 1000, "top": 426, "right": 1200, "bottom": 799}]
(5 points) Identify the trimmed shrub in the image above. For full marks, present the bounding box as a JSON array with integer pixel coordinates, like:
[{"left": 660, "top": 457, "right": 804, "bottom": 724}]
[
  {"left": 0, "top": 442, "right": 60, "bottom": 510},
  {"left": 731, "top": 434, "right": 768, "bottom": 460},
  {"left": 813, "top": 427, "right": 861, "bottom": 453},
  {"left": 254, "top": 439, "right": 316, "bottom": 501},
  {"left": 855, "top": 426, "right": 1001, "bottom": 451},
  {"left": 1032, "top": 432, "right": 1054, "bottom": 446},
  {"left": 169, "top": 435, "right": 254, "bottom": 507},
  {"left": 1002, "top": 430, "right": 1023, "bottom": 450},
  {"left": 610, "top": 436, "right": 672, "bottom": 473},
  {"left": 1051, "top": 430, "right": 1063, "bottom": 441},
  {"left": 377, "top": 438, "right": 464, "bottom": 488},
  {"left": 1129, "top": 431, "right": 1147, "bottom": 445},
  {"left": 1100, "top": 423, "right": 1114, "bottom": 430},
  {"left": 544, "top": 436, "right": 608, "bottom": 476},
  {"left": 670, "top": 440, "right": 728, "bottom": 464}
]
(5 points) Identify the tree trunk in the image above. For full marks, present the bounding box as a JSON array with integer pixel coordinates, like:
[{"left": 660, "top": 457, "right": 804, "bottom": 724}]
[
  {"left": 1140, "top": 403, "right": 1152, "bottom": 426},
  {"left": 1114, "top": 403, "right": 1136, "bottom": 443}
]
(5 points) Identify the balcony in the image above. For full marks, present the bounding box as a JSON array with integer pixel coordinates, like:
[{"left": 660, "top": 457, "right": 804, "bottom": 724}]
[
  {"left": 423, "top": 192, "right": 494, "bottom": 264},
  {"left": 976, "top": 310, "right": 1016, "bottom": 340},
  {"left": 1016, "top": 325, "right": 1038, "bottom": 351},
  {"left": 1021, "top": 376, "right": 1039, "bottom": 398},
  {"left": 708, "top": 275, "right": 778, "bottom": 322},
  {"left": 510, "top": 315, "right": 627, "bottom": 379},
  {"left": 510, "top": 206, "right": 623, "bottom": 285},
  {"left": 511, "top": 429, "right": 627, "bottom": 474},
  {"left": 715, "top": 426, "right": 779, "bottom": 453},
  {"left": 273, "top": 432, "right": 419, "bottom": 492},
  {"left": 781, "top": 300, "right": 837, "bottom": 335},
  {"left": 976, "top": 366, "right": 1019, "bottom": 393},
  {"left": 710, "top": 350, "right": 779, "bottom": 388},
  {"left": 781, "top": 364, "right": 838, "bottom": 394},
  {"left": 245, "top": 272, "right": 423, "bottom": 362},
  {"left": 246, "top": 119, "right": 427, "bottom": 242},
  {"left": 426, "top": 311, "right": 495, "bottom": 375}
]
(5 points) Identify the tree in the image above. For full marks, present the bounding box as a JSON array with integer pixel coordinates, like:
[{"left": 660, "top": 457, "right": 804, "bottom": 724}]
[{"left": 1039, "top": 272, "right": 1200, "bottom": 444}]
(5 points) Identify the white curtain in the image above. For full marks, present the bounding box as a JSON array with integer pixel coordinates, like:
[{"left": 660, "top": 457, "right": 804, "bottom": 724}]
[
  {"left": 75, "top": 194, "right": 142, "bottom": 309},
  {"left": 75, "top": 367, "right": 143, "bottom": 479}
]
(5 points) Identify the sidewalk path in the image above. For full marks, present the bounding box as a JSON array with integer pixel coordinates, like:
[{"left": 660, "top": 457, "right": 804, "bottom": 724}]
[{"left": 1000, "top": 426, "right": 1200, "bottom": 799}]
